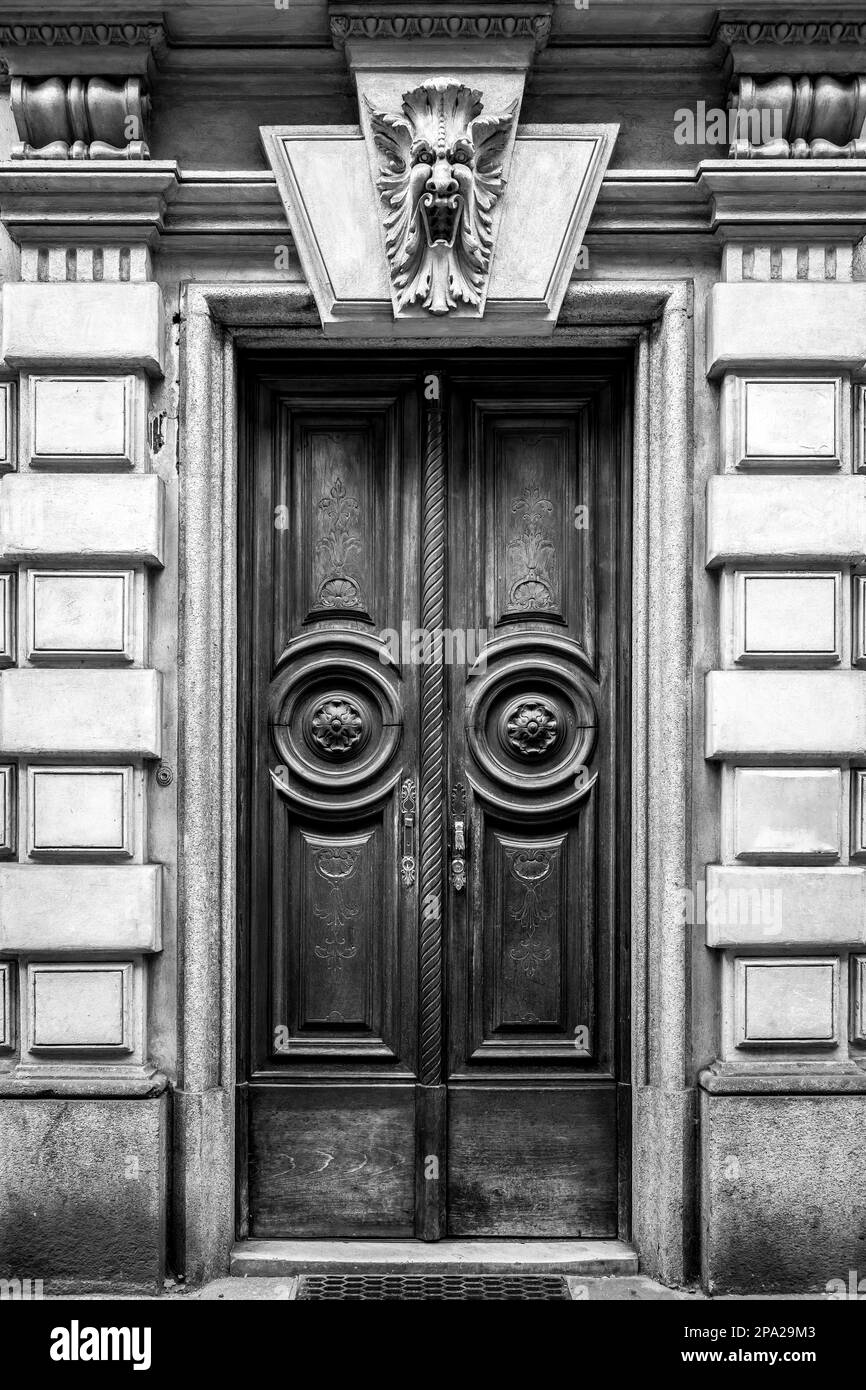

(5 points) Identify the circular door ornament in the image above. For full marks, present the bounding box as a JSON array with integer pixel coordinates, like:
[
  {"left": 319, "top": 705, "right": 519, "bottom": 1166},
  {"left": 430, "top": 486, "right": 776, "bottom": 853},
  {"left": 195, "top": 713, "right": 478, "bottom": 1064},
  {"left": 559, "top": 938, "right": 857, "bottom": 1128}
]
[
  {"left": 268, "top": 633, "right": 402, "bottom": 798},
  {"left": 465, "top": 640, "right": 597, "bottom": 810}
]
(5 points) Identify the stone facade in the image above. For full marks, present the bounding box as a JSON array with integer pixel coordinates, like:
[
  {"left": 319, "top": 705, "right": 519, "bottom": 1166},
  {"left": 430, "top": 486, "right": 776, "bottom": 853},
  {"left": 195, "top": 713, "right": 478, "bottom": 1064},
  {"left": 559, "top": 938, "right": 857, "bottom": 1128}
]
[{"left": 0, "top": 1, "right": 864, "bottom": 1295}]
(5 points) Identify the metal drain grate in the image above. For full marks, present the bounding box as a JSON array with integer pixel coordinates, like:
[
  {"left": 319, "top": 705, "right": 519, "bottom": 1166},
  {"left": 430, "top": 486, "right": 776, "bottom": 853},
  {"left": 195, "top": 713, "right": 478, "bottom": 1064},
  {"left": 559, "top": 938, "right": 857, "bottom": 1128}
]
[{"left": 297, "top": 1273, "right": 569, "bottom": 1300}]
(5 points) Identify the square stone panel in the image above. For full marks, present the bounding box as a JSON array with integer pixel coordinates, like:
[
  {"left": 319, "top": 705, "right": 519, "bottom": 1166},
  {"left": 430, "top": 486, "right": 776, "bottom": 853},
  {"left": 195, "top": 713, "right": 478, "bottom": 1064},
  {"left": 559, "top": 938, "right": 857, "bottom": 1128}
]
[
  {"left": 730, "top": 767, "right": 841, "bottom": 864},
  {"left": 27, "top": 569, "right": 134, "bottom": 663},
  {"left": 27, "top": 766, "right": 133, "bottom": 858},
  {"left": 735, "top": 957, "right": 838, "bottom": 1048},
  {"left": 0, "top": 764, "right": 16, "bottom": 859},
  {"left": 851, "top": 770, "right": 866, "bottom": 859},
  {"left": 734, "top": 571, "right": 840, "bottom": 666},
  {"left": 0, "top": 572, "right": 15, "bottom": 667},
  {"left": 27, "top": 374, "right": 139, "bottom": 469},
  {"left": 0, "top": 963, "right": 12, "bottom": 1050},
  {"left": 740, "top": 378, "right": 841, "bottom": 469},
  {"left": 27, "top": 962, "right": 133, "bottom": 1053},
  {"left": 0, "top": 381, "right": 17, "bottom": 473},
  {"left": 851, "top": 956, "right": 866, "bottom": 1044},
  {"left": 853, "top": 575, "right": 866, "bottom": 668}
]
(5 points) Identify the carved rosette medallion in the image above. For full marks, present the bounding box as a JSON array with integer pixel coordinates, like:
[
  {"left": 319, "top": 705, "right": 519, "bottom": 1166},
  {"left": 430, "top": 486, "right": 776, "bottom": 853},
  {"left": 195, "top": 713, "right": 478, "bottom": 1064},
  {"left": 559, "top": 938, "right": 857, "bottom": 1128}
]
[
  {"left": 310, "top": 697, "right": 365, "bottom": 756},
  {"left": 504, "top": 699, "right": 561, "bottom": 758},
  {"left": 366, "top": 80, "right": 517, "bottom": 316}
]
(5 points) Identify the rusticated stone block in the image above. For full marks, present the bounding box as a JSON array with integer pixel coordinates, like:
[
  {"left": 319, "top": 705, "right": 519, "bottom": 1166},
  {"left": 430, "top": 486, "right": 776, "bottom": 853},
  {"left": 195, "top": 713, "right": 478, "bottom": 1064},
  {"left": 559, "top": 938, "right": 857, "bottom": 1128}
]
[{"left": 0, "top": 1096, "right": 167, "bottom": 1292}]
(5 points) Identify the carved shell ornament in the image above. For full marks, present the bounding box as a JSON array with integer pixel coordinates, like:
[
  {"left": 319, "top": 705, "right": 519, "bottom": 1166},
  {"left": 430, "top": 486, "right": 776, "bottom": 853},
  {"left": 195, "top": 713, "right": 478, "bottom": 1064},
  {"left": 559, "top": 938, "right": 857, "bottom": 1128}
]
[{"left": 367, "top": 80, "right": 517, "bottom": 316}]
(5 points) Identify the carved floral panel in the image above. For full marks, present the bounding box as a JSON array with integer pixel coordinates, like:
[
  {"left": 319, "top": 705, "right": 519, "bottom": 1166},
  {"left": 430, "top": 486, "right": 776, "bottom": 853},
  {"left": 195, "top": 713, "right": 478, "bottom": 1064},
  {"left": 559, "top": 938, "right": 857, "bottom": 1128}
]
[
  {"left": 490, "top": 833, "right": 566, "bottom": 1030},
  {"left": 298, "top": 831, "right": 374, "bottom": 1030}
]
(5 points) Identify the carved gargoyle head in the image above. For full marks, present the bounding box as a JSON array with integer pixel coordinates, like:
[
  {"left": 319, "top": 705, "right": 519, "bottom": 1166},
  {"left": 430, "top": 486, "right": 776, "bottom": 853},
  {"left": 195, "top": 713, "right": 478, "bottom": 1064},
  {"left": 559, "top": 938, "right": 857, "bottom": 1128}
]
[{"left": 367, "top": 80, "right": 517, "bottom": 316}]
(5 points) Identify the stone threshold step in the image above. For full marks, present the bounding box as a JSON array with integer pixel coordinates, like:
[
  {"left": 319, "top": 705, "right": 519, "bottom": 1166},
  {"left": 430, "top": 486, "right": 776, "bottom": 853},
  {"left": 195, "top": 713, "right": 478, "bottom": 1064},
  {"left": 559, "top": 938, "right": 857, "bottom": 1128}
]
[{"left": 231, "top": 1239, "right": 637, "bottom": 1278}]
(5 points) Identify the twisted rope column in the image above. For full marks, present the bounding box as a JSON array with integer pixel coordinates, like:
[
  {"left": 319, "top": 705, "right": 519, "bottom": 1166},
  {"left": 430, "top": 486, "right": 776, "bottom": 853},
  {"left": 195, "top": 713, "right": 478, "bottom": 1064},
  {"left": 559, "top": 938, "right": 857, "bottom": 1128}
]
[{"left": 418, "top": 387, "right": 446, "bottom": 1086}]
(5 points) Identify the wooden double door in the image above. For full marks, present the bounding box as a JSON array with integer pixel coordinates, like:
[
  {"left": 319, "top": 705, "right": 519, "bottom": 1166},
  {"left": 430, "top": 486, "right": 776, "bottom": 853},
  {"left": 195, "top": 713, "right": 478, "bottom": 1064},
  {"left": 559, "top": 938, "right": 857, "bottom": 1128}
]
[{"left": 238, "top": 351, "right": 630, "bottom": 1240}]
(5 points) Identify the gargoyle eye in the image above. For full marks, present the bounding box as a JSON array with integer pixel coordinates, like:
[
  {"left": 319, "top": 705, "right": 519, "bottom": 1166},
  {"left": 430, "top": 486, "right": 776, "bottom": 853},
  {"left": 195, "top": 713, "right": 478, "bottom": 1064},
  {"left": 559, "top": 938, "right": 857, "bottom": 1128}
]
[
  {"left": 410, "top": 143, "right": 434, "bottom": 166},
  {"left": 449, "top": 140, "right": 474, "bottom": 166}
]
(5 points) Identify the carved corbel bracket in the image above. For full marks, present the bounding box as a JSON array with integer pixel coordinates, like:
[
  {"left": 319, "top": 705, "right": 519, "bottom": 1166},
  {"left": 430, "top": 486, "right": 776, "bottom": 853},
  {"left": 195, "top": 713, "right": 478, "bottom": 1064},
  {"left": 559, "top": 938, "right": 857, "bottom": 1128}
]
[
  {"left": 10, "top": 76, "right": 150, "bottom": 160},
  {"left": 716, "top": 16, "right": 866, "bottom": 158},
  {"left": 729, "top": 74, "right": 866, "bottom": 159},
  {"left": 0, "top": 23, "right": 164, "bottom": 161}
]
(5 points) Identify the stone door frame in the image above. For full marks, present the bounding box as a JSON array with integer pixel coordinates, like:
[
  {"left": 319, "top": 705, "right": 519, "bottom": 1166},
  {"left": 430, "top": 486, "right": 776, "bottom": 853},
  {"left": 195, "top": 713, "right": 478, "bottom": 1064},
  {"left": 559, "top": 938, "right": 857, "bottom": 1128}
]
[{"left": 174, "top": 278, "right": 693, "bottom": 1285}]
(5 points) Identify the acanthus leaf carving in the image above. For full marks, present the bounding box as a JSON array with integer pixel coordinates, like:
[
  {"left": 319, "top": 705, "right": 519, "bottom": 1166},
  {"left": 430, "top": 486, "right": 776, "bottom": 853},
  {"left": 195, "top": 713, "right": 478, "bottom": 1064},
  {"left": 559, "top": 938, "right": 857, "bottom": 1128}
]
[
  {"left": 315, "top": 474, "right": 364, "bottom": 610},
  {"left": 313, "top": 847, "right": 361, "bottom": 973},
  {"left": 366, "top": 80, "right": 517, "bottom": 316},
  {"left": 507, "top": 484, "right": 557, "bottom": 611}
]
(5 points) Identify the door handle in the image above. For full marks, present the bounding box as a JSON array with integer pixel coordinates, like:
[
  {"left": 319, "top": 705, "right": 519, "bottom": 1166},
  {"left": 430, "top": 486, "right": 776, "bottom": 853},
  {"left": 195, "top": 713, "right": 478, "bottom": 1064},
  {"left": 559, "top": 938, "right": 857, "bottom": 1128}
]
[
  {"left": 400, "top": 778, "right": 416, "bottom": 888},
  {"left": 451, "top": 783, "right": 466, "bottom": 892}
]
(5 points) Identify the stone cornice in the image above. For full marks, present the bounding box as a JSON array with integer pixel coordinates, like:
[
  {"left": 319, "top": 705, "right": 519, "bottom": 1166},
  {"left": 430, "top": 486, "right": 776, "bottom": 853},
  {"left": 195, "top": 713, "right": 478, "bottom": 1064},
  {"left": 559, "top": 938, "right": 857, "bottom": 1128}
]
[
  {"left": 0, "top": 161, "right": 180, "bottom": 246},
  {"left": 0, "top": 18, "right": 166, "bottom": 80},
  {"left": 696, "top": 160, "right": 866, "bottom": 239},
  {"left": 2, "top": 159, "right": 866, "bottom": 259},
  {"left": 0, "top": 23, "right": 164, "bottom": 48},
  {"left": 716, "top": 19, "right": 866, "bottom": 47},
  {"left": 329, "top": 6, "right": 552, "bottom": 53},
  {"left": 716, "top": 12, "right": 866, "bottom": 77}
]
